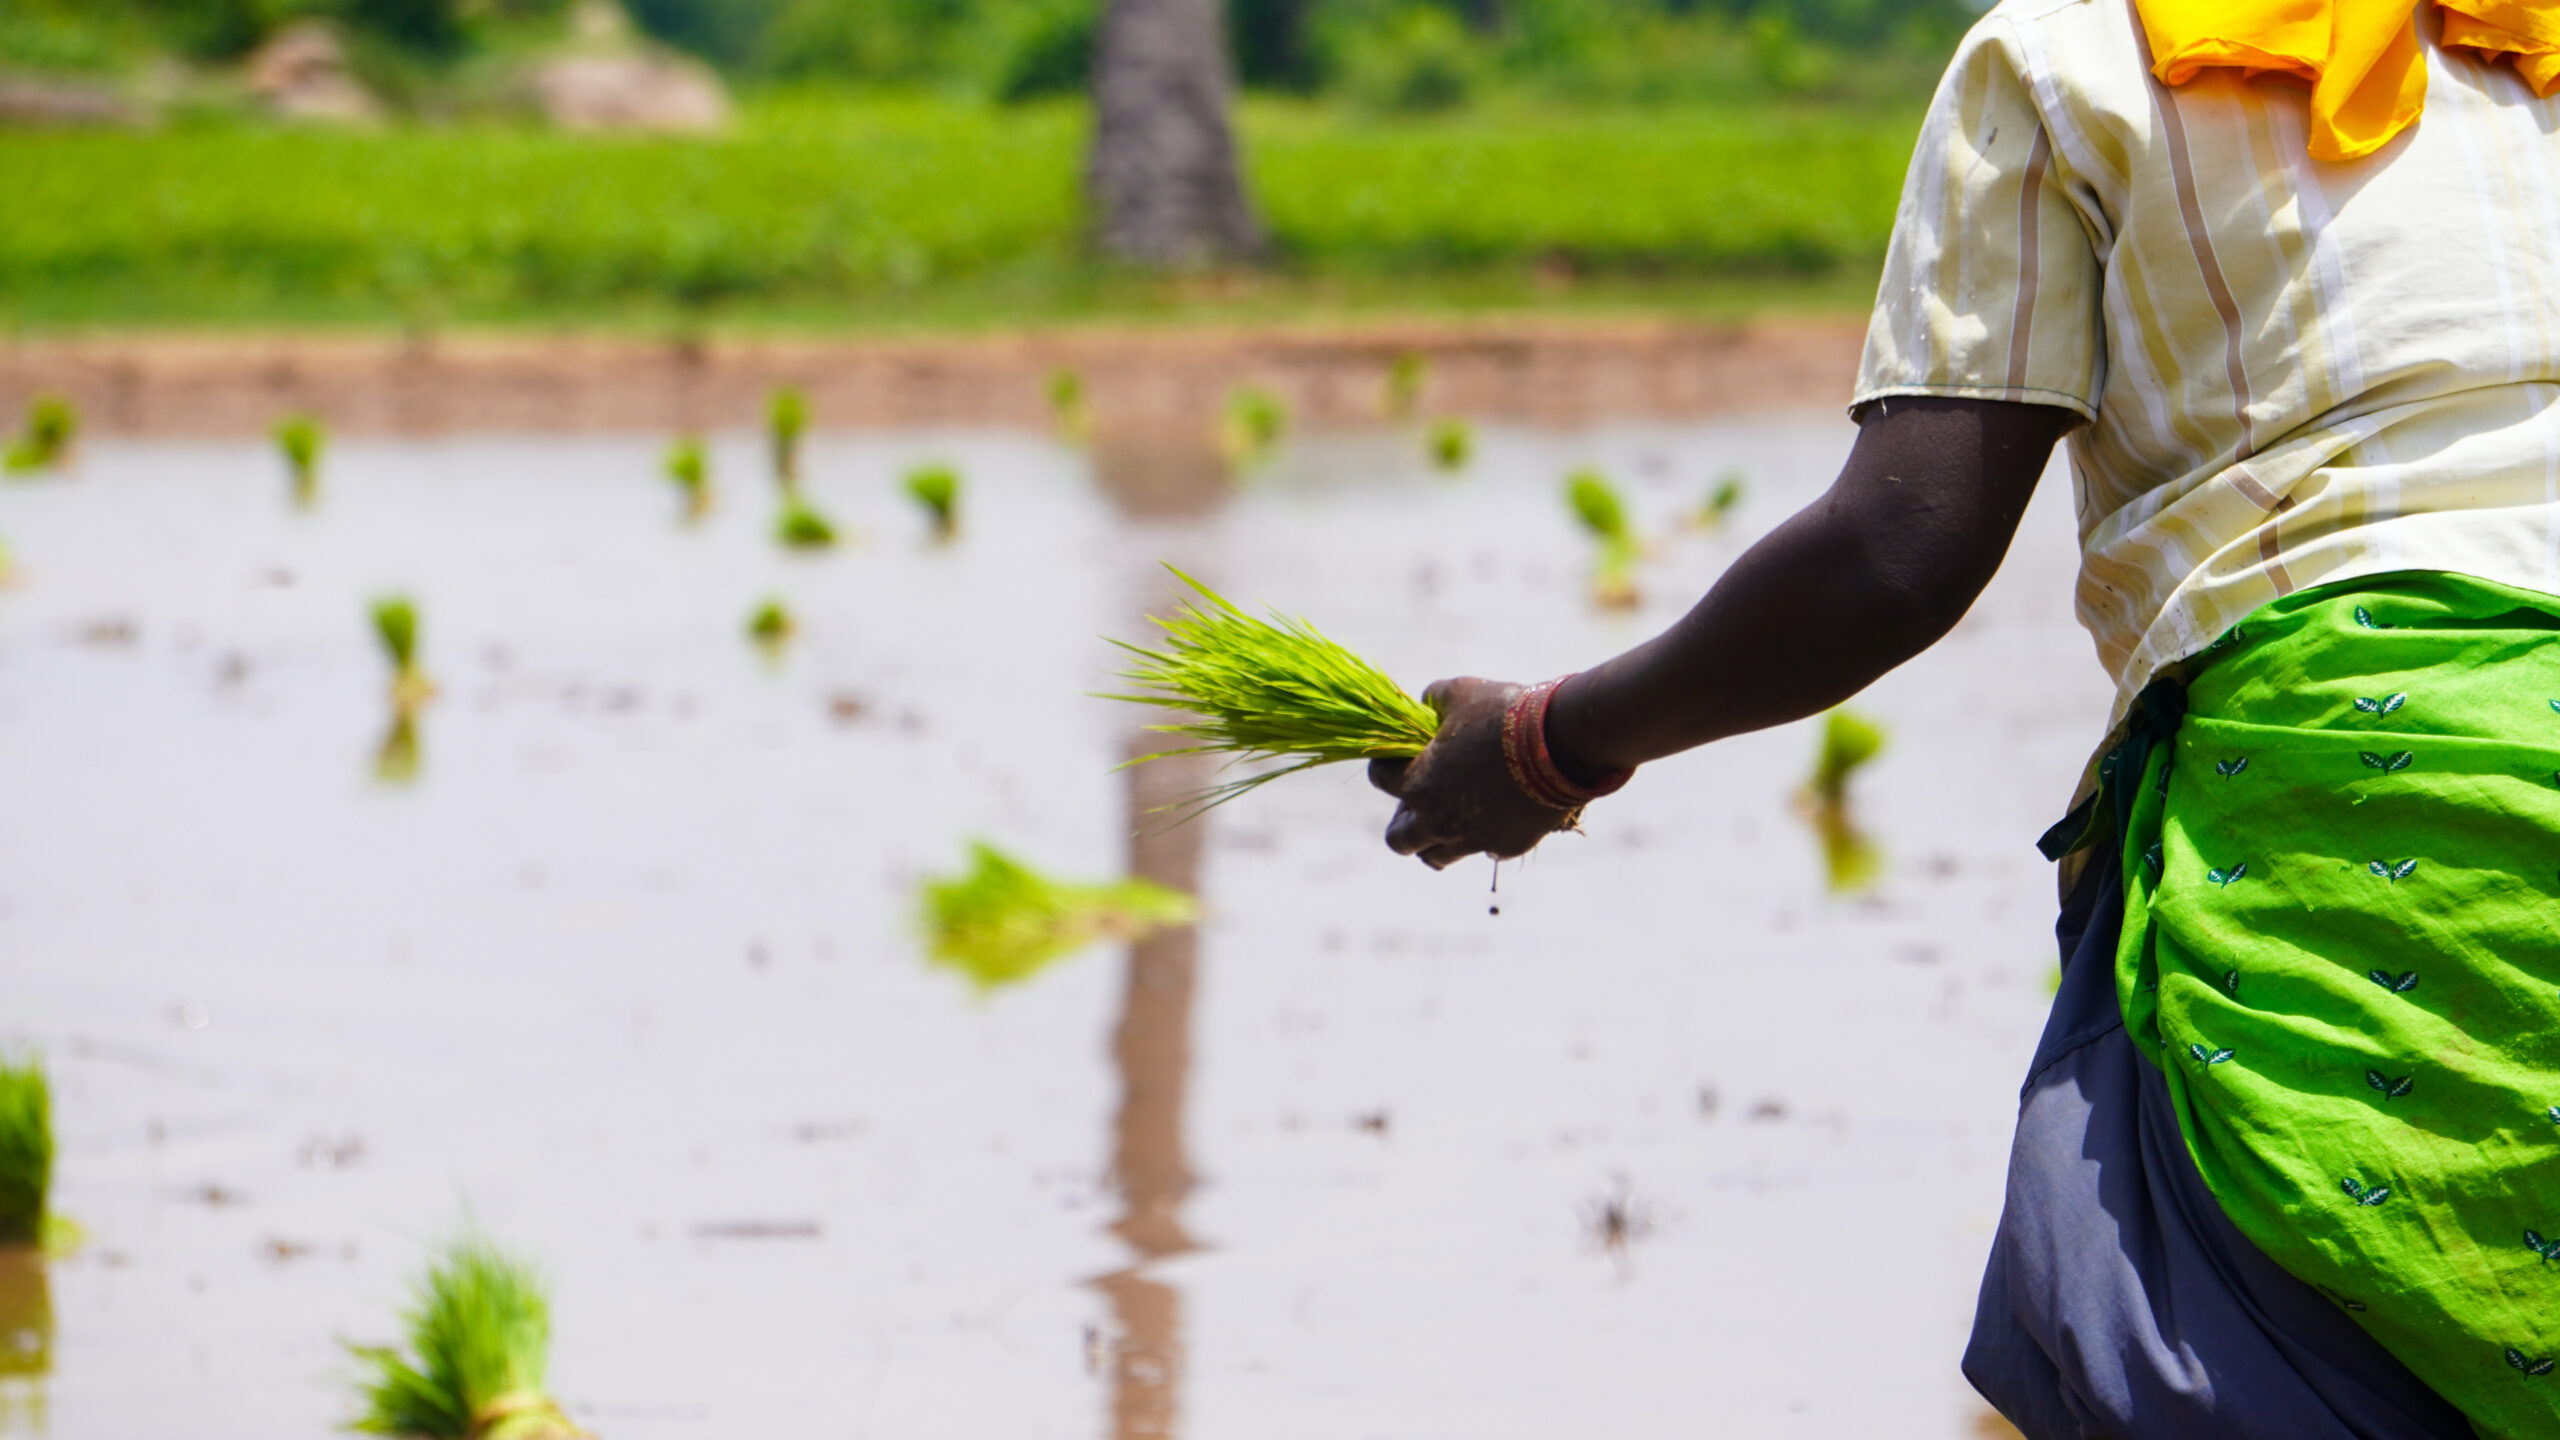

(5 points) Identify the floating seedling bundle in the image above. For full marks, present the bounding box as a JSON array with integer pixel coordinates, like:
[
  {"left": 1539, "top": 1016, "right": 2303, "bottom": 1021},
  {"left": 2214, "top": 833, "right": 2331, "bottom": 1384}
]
[
  {"left": 773, "top": 496, "right": 838, "bottom": 550},
  {"left": 1105, "top": 567, "right": 1440, "bottom": 814},
  {"left": 275, "top": 413, "right": 326, "bottom": 509},
  {"left": 1427, "top": 418, "right": 1473, "bottom": 472},
  {"left": 0, "top": 1057, "right": 51, "bottom": 1252},
  {"left": 746, "top": 597, "right": 795, "bottom": 648},
  {"left": 922, "top": 842, "right": 1196, "bottom": 990},
  {"left": 3, "top": 396, "right": 75, "bottom": 476},
  {"left": 1799, "top": 708, "right": 1887, "bottom": 892},
  {"left": 374, "top": 597, "right": 435, "bottom": 712},
  {"left": 1566, "top": 468, "right": 1641, "bottom": 609},
  {"left": 348, "top": 1235, "right": 586, "bottom": 1440},
  {"left": 662, "top": 436, "right": 712, "bottom": 521},
  {"left": 903, "top": 464, "right": 960, "bottom": 541},
  {"left": 768, "top": 387, "right": 808, "bottom": 490}
]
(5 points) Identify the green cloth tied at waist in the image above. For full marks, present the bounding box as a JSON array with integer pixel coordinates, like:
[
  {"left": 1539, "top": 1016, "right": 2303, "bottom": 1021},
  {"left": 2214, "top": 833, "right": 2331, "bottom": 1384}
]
[{"left": 2105, "top": 571, "right": 2560, "bottom": 1438}]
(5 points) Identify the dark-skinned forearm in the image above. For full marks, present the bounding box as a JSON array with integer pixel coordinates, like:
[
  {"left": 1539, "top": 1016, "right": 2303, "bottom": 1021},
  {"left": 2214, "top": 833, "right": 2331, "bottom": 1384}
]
[{"left": 1543, "top": 398, "right": 2073, "bottom": 781}]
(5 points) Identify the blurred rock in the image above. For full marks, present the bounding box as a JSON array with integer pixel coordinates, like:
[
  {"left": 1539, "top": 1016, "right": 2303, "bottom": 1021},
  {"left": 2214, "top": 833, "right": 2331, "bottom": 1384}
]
[
  {"left": 246, "top": 22, "right": 381, "bottom": 125},
  {"left": 535, "top": 0, "right": 728, "bottom": 133},
  {"left": 0, "top": 76, "right": 140, "bottom": 128}
]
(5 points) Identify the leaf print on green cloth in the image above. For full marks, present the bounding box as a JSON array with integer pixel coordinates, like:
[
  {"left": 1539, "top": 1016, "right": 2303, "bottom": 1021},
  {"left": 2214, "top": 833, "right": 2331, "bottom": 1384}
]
[
  {"left": 2208, "top": 862, "right": 2249, "bottom": 887},
  {"left": 2367, "top": 1069, "right": 2416, "bottom": 1100},
  {"left": 2368, "top": 858, "right": 2419, "bottom": 882},
  {"left": 2506, "top": 1348, "right": 2557, "bottom": 1377},
  {"left": 2216, "top": 756, "right": 2250, "bottom": 777},
  {"left": 2189, "top": 1042, "right": 2237, "bottom": 1068},
  {"left": 2143, "top": 842, "right": 2164, "bottom": 876},
  {"left": 2367, "top": 969, "right": 2420, "bottom": 993},
  {"left": 2221, "top": 968, "right": 2241, "bottom": 996},
  {"left": 2354, "top": 606, "right": 2392, "bottom": 629},
  {"left": 2525, "top": 1230, "right": 2560, "bottom": 1264},
  {"left": 2549, "top": 1104, "right": 2560, "bottom": 1126},
  {"left": 2210, "top": 624, "right": 2247, "bottom": 650},
  {"left": 2355, "top": 692, "right": 2409, "bottom": 716},
  {"left": 2359, "top": 750, "right": 2414, "bottom": 772},
  {"left": 2340, "top": 1177, "right": 2394, "bottom": 1206}
]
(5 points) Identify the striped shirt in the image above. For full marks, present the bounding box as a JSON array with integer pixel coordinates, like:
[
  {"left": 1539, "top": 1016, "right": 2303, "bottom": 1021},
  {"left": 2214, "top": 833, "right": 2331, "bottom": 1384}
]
[{"left": 1856, "top": 0, "right": 2560, "bottom": 731}]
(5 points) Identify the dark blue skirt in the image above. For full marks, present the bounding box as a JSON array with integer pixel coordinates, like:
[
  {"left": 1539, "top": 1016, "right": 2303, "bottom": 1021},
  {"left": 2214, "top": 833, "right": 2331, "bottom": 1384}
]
[{"left": 1965, "top": 847, "right": 2474, "bottom": 1439}]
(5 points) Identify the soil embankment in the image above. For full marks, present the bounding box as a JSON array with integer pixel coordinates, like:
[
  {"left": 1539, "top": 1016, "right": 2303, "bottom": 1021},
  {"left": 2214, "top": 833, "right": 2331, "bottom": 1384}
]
[{"left": 0, "top": 317, "right": 1867, "bottom": 438}]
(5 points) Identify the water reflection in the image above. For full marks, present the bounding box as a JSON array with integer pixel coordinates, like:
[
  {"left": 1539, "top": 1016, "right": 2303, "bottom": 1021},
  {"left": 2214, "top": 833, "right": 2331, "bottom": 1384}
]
[
  {"left": 372, "top": 709, "right": 422, "bottom": 785},
  {"left": 0, "top": 1249, "right": 49, "bottom": 1437}
]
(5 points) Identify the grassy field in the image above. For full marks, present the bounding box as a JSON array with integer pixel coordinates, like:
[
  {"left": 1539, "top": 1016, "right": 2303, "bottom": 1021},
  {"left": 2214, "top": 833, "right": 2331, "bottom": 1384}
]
[{"left": 0, "top": 94, "right": 1917, "bottom": 332}]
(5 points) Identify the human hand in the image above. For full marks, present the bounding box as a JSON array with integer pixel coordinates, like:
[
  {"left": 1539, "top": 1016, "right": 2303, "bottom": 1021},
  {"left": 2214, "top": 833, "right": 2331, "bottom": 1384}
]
[{"left": 1366, "top": 677, "right": 1580, "bottom": 869}]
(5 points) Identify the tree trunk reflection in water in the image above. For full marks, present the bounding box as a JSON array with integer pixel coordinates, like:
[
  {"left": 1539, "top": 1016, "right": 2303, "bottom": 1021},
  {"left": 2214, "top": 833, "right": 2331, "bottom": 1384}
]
[{"left": 1091, "top": 423, "right": 1227, "bottom": 1440}]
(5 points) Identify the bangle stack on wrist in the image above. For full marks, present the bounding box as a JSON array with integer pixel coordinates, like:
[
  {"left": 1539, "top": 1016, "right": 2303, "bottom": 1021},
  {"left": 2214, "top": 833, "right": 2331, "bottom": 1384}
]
[{"left": 1499, "top": 675, "right": 1634, "bottom": 812}]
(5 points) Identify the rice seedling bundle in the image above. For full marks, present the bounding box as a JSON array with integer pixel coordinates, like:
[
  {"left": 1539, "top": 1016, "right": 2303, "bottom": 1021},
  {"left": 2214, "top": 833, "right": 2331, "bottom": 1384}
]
[
  {"left": 746, "top": 597, "right": 794, "bottom": 646},
  {"left": 348, "top": 1235, "right": 585, "bottom": 1440},
  {"left": 1426, "top": 417, "right": 1473, "bottom": 472},
  {"left": 1105, "top": 566, "right": 1440, "bottom": 812},
  {"left": 1565, "top": 468, "right": 1641, "bottom": 609},
  {"left": 903, "top": 463, "right": 960, "bottom": 540},
  {"left": 0, "top": 1058, "right": 50, "bottom": 1251},
  {"left": 372, "top": 596, "right": 436, "bottom": 711},
  {"left": 1385, "top": 352, "right": 1427, "bottom": 419},
  {"left": 1807, "top": 707, "right": 1885, "bottom": 808},
  {"left": 3, "top": 396, "right": 75, "bottom": 476},
  {"left": 922, "top": 842, "right": 1196, "bottom": 990},
  {"left": 275, "top": 413, "right": 326, "bottom": 509},
  {"left": 768, "top": 386, "right": 808, "bottom": 490},
  {"left": 773, "top": 496, "right": 838, "bottom": 550},
  {"left": 374, "top": 711, "right": 422, "bottom": 785},
  {"left": 1219, "top": 386, "right": 1289, "bottom": 467},
  {"left": 1695, "top": 471, "right": 1746, "bottom": 528},
  {"left": 1046, "top": 367, "right": 1090, "bottom": 442},
  {"left": 662, "top": 436, "right": 711, "bottom": 520}
]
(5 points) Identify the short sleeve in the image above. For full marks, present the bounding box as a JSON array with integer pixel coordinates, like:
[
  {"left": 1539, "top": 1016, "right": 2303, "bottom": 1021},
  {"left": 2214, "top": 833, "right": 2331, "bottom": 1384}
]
[{"left": 1854, "top": 17, "right": 2105, "bottom": 421}]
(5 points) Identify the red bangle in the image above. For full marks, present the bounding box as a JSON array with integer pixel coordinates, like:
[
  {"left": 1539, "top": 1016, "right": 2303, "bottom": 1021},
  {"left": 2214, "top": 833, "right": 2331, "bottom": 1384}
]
[{"left": 1500, "top": 675, "right": 1633, "bottom": 812}]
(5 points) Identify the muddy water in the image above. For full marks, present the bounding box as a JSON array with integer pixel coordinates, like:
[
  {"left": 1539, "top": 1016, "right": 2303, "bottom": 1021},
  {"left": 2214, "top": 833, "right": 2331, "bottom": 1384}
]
[{"left": 0, "top": 412, "right": 2109, "bottom": 1439}]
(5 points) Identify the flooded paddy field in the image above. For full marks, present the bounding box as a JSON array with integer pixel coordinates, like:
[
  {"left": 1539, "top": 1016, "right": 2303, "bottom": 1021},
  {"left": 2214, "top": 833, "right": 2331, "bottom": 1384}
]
[{"left": 0, "top": 410, "right": 2109, "bottom": 1439}]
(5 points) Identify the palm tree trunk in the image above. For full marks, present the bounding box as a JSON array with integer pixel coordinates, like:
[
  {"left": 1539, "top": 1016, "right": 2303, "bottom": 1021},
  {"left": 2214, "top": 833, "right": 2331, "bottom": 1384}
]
[{"left": 1087, "top": 0, "right": 1264, "bottom": 266}]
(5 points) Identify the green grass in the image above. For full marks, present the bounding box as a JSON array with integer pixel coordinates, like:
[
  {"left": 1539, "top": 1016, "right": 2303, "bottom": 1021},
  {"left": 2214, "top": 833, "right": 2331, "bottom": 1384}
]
[
  {"left": 922, "top": 841, "right": 1196, "bottom": 991},
  {"left": 0, "top": 94, "right": 1913, "bottom": 332},
  {"left": 1106, "top": 565, "right": 1440, "bottom": 813},
  {"left": 0, "top": 1057, "right": 51, "bottom": 1250},
  {"left": 349, "top": 1235, "right": 579, "bottom": 1440}
]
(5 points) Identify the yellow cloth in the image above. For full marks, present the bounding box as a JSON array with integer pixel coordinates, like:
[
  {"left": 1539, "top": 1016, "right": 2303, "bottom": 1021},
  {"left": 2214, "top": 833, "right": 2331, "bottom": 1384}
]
[{"left": 2135, "top": 0, "right": 2560, "bottom": 160}]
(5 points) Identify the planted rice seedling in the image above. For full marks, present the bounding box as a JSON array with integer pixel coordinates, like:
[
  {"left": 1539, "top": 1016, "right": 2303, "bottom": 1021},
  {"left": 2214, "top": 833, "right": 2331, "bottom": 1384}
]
[
  {"left": 903, "top": 463, "right": 960, "bottom": 541},
  {"left": 773, "top": 496, "right": 838, "bottom": 550},
  {"left": 1806, "top": 707, "right": 1884, "bottom": 808},
  {"left": 1105, "top": 565, "right": 1440, "bottom": 814},
  {"left": 374, "top": 711, "right": 422, "bottom": 785},
  {"left": 0, "top": 534, "right": 14, "bottom": 588},
  {"left": 274, "top": 413, "right": 326, "bottom": 510},
  {"left": 1566, "top": 468, "right": 1641, "bottom": 609},
  {"left": 746, "top": 598, "right": 795, "bottom": 648},
  {"left": 922, "top": 841, "right": 1196, "bottom": 990},
  {"left": 768, "top": 386, "right": 808, "bottom": 490},
  {"left": 1046, "top": 368, "right": 1090, "bottom": 442},
  {"left": 0, "top": 1058, "right": 50, "bottom": 1251},
  {"left": 3, "top": 396, "right": 76, "bottom": 476},
  {"left": 663, "top": 435, "right": 712, "bottom": 521},
  {"left": 1692, "top": 471, "right": 1746, "bottom": 529},
  {"left": 1798, "top": 709, "right": 1886, "bottom": 892},
  {"left": 372, "top": 596, "right": 436, "bottom": 712},
  {"left": 347, "top": 1234, "right": 585, "bottom": 1440},
  {"left": 1219, "top": 386, "right": 1289, "bottom": 468},
  {"left": 1385, "top": 352, "right": 1427, "bottom": 419},
  {"left": 1427, "top": 417, "right": 1473, "bottom": 472}
]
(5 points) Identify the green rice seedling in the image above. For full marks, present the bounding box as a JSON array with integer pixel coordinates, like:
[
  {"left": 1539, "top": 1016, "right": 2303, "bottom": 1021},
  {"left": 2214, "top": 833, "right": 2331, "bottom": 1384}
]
[
  {"left": 904, "top": 463, "right": 960, "bottom": 541},
  {"left": 1426, "top": 417, "right": 1473, "bottom": 472},
  {"left": 1566, "top": 468, "right": 1641, "bottom": 609},
  {"left": 0, "top": 1058, "right": 50, "bottom": 1251},
  {"left": 922, "top": 841, "right": 1196, "bottom": 991},
  {"left": 663, "top": 435, "right": 712, "bottom": 521},
  {"left": 1046, "top": 367, "right": 1091, "bottom": 442},
  {"left": 372, "top": 596, "right": 436, "bottom": 711},
  {"left": 1809, "top": 797, "right": 1883, "bottom": 893},
  {"left": 1104, "top": 565, "right": 1440, "bottom": 813},
  {"left": 274, "top": 413, "right": 326, "bottom": 510},
  {"left": 768, "top": 386, "right": 808, "bottom": 490},
  {"left": 1219, "top": 386, "right": 1289, "bottom": 468},
  {"left": 3, "top": 396, "right": 76, "bottom": 476},
  {"left": 773, "top": 496, "right": 838, "bottom": 550},
  {"left": 0, "top": 1244, "right": 53, "bottom": 1383},
  {"left": 347, "top": 1234, "right": 584, "bottom": 1440},
  {"left": 0, "top": 534, "right": 14, "bottom": 588},
  {"left": 1806, "top": 707, "right": 1885, "bottom": 809},
  {"left": 746, "top": 597, "right": 795, "bottom": 649},
  {"left": 374, "top": 711, "right": 422, "bottom": 786},
  {"left": 1692, "top": 471, "right": 1746, "bottom": 530},
  {"left": 1385, "top": 352, "right": 1427, "bottom": 419}
]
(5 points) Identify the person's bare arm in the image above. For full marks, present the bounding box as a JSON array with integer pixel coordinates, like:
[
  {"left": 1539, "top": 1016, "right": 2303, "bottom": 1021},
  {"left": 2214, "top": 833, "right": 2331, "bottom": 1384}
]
[{"left": 1370, "top": 396, "right": 2078, "bottom": 869}]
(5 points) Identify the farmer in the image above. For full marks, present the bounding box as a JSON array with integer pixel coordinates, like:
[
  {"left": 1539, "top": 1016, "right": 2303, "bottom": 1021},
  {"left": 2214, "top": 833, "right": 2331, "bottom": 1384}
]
[{"left": 1370, "top": 2, "right": 2560, "bottom": 1434}]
